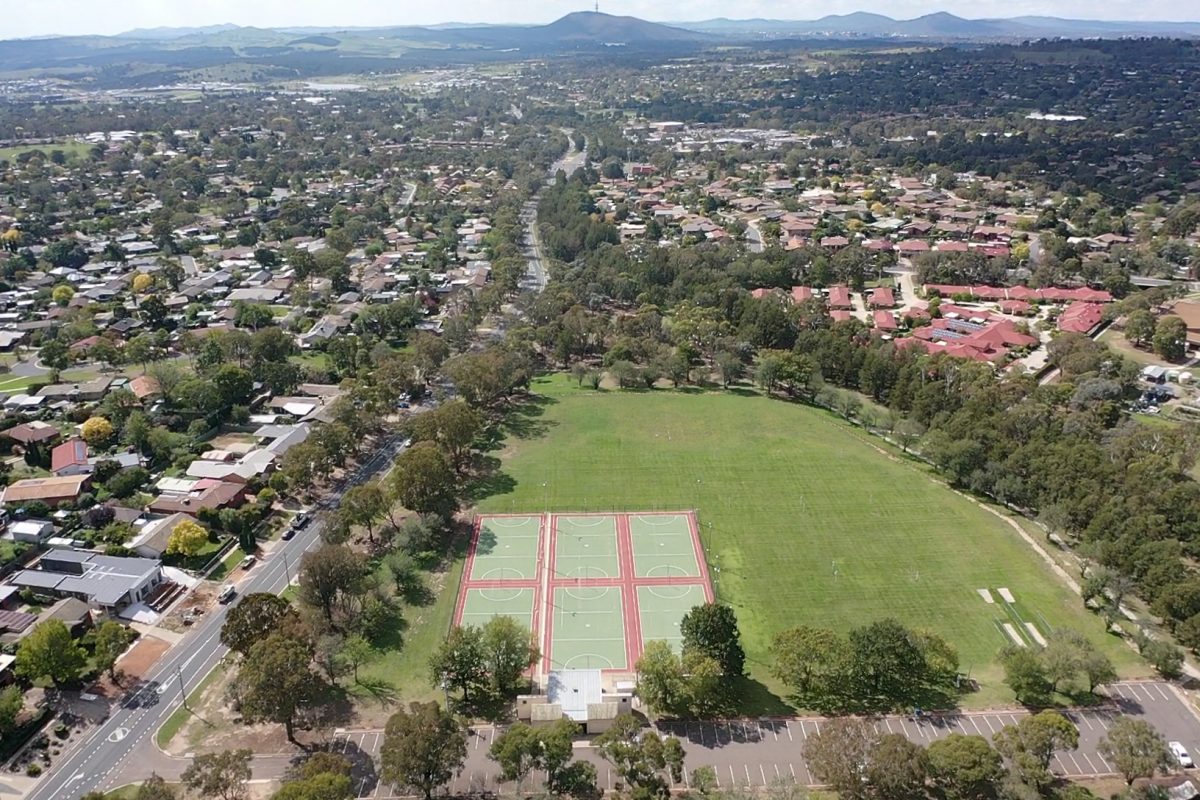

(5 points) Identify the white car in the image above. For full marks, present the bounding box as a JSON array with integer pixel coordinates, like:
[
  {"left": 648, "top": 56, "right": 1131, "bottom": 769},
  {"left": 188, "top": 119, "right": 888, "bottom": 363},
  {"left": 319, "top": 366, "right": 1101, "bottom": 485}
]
[{"left": 1170, "top": 741, "right": 1193, "bottom": 768}]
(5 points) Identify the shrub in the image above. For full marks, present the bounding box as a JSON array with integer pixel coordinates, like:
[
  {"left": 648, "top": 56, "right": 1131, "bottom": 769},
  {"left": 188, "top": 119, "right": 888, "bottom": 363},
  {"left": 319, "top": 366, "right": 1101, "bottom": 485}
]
[{"left": 26, "top": 763, "right": 42, "bottom": 776}]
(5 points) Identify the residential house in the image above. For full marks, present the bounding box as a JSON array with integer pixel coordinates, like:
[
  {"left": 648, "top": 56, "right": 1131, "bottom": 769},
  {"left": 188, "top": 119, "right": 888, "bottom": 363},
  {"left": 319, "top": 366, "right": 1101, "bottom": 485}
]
[
  {"left": 8, "top": 549, "right": 163, "bottom": 613},
  {"left": 0, "top": 475, "right": 91, "bottom": 507}
]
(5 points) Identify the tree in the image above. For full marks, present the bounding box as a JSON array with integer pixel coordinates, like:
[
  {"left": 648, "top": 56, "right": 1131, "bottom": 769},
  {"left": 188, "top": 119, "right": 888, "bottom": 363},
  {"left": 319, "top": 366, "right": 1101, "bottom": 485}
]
[
  {"left": 337, "top": 635, "right": 376, "bottom": 683},
  {"left": 181, "top": 749, "right": 253, "bottom": 800},
  {"left": 1040, "top": 629, "right": 1087, "bottom": 693},
  {"left": 15, "top": 619, "right": 87, "bottom": 687},
  {"left": 135, "top": 775, "right": 179, "bottom": 800},
  {"left": 166, "top": 519, "right": 209, "bottom": 557},
  {"left": 409, "top": 400, "right": 483, "bottom": 471},
  {"left": 340, "top": 481, "right": 388, "bottom": 543},
  {"left": 488, "top": 722, "right": 542, "bottom": 791},
  {"left": 595, "top": 714, "right": 684, "bottom": 796},
  {"left": 81, "top": 416, "right": 115, "bottom": 447},
  {"left": 846, "top": 618, "right": 926, "bottom": 707},
  {"left": 680, "top": 603, "right": 745, "bottom": 677},
  {"left": 894, "top": 419, "right": 926, "bottom": 454},
  {"left": 993, "top": 710, "right": 1079, "bottom": 789},
  {"left": 275, "top": 754, "right": 354, "bottom": 800},
  {"left": 1099, "top": 717, "right": 1172, "bottom": 785},
  {"left": 430, "top": 625, "right": 487, "bottom": 703},
  {"left": 91, "top": 620, "right": 135, "bottom": 682},
  {"left": 1153, "top": 316, "right": 1188, "bottom": 361},
  {"left": 999, "top": 646, "right": 1051, "bottom": 705},
  {"left": 297, "top": 544, "right": 367, "bottom": 627},
  {"left": 805, "top": 718, "right": 878, "bottom": 800},
  {"left": 389, "top": 442, "right": 457, "bottom": 518},
  {"left": 1125, "top": 310, "right": 1156, "bottom": 348},
  {"left": 238, "top": 632, "right": 322, "bottom": 742},
  {"left": 1079, "top": 647, "right": 1117, "bottom": 694},
  {"left": 867, "top": 734, "right": 929, "bottom": 800},
  {"left": 39, "top": 339, "right": 69, "bottom": 373},
  {"left": 132, "top": 273, "right": 155, "bottom": 294},
  {"left": 1141, "top": 639, "right": 1185, "bottom": 679},
  {"left": 770, "top": 625, "right": 848, "bottom": 707},
  {"left": 220, "top": 593, "right": 302, "bottom": 656},
  {"left": 52, "top": 284, "right": 76, "bottom": 306},
  {"left": 636, "top": 640, "right": 689, "bottom": 716},
  {"left": 926, "top": 734, "right": 1004, "bottom": 800},
  {"left": 0, "top": 685, "right": 22, "bottom": 738},
  {"left": 379, "top": 702, "right": 467, "bottom": 800},
  {"left": 481, "top": 615, "right": 539, "bottom": 697}
]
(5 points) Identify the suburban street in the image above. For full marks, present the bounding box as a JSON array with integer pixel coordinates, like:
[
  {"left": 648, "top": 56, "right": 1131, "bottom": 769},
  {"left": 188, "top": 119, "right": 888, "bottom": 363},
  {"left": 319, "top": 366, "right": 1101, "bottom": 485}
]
[
  {"left": 20, "top": 435, "right": 410, "bottom": 800},
  {"left": 520, "top": 135, "right": 586, "bottom": 292}
]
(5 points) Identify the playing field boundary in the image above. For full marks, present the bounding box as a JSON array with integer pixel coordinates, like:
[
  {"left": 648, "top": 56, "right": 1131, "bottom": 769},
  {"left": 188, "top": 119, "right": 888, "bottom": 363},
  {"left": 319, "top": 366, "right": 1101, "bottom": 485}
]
[{"left": 454, "top": 511, "right": 713, "bottom": 675}]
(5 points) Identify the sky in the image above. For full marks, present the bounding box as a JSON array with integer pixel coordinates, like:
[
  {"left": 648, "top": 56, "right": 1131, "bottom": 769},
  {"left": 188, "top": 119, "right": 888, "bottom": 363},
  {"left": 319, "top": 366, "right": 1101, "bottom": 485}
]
[{"left": 8, "top": 0, "right": 1199, "bottom": 38}]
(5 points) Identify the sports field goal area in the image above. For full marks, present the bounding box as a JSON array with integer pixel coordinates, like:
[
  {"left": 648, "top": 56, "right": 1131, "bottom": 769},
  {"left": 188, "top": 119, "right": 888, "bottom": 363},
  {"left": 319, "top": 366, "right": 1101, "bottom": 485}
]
[{"left": 453, "top": 511, "right": 714, "bottom": 673}]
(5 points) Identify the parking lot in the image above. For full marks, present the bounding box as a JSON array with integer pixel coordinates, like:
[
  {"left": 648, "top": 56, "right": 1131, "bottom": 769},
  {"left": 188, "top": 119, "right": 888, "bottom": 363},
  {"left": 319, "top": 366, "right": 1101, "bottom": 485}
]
[{"left": 329, "top": 681, "right": 1200, "bottom": 798}]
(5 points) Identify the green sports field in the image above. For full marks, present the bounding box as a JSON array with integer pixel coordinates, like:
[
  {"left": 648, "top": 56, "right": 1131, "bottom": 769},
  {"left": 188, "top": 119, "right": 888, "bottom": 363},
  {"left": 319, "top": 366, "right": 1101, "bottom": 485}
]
[{"left": 476, "top": 375, "right": 1146, "bottom": 708}]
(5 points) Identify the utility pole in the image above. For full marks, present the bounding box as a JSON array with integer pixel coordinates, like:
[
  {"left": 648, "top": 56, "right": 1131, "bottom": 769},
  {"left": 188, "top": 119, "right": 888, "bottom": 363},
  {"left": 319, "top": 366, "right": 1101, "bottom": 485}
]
[
  {"left": 177, "top": 667, "right": 188, "bottom": 710},
  {"left": 282, "top": 551, "right": 292, "bottom": 585}
]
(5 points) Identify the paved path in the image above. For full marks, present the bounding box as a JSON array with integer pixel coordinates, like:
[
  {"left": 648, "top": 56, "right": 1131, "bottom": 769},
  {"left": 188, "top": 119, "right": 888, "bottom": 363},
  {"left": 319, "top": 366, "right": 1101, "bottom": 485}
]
[{"left": 243, "top": 681, "right": 1200, "bottom": 799}]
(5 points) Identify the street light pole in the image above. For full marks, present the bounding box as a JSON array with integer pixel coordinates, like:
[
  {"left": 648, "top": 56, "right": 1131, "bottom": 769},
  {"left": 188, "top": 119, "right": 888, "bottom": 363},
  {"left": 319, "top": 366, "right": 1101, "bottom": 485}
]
[
  {"left": 177, "top": 666, "right": 188, "bottom": 710},
  {"left": 282, "top": 552, "right": 292, "bottom": 585}
]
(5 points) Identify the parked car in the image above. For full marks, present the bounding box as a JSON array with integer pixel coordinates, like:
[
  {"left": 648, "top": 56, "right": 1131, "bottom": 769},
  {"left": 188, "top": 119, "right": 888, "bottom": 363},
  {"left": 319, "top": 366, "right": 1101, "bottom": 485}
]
[
  {"left": 218, "top": 584, "right": 236, "bottom": 603},
  {"left": 240, "top": 555, "right": 257, "bottom": 570},
  {"left": 1170, "top": 741, "right": 1193, "bottom": 768},
  {"left": 281, "top": 526, "right": 296, "bottom": 541}
]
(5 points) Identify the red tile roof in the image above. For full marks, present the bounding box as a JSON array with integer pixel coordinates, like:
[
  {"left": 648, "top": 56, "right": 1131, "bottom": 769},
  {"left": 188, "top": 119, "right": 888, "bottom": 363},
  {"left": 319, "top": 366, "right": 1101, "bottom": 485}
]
[
  {"left": 51, "top": 439, "right": 88, "bottom": 473},
  {"left": 873, "top": 310, "right": 898, "bottom": 331},
  {"left": 828, "top": 286, "right": 852, "bottom": 309},
  {"left": 1057, "top": 302, "right": 1105, "bottom": 334},
  {"left": 790, "top": 286, "right": 813, "bottom": 303},
  {"left": 869, "top": 287, "right": 895, "bottom": 308}
]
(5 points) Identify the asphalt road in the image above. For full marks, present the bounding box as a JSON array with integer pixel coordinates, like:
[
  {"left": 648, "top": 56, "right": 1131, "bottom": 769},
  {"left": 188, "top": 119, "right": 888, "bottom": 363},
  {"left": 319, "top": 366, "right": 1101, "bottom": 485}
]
[
  {"left": 303, "top": 681, "right": 1200, "bottom": 798},
  {"left": 520, "top": 137, "right": 587, "bottom": 292},
  {"left": 25, "top": 434, "right": 410, "bottom": 800}
]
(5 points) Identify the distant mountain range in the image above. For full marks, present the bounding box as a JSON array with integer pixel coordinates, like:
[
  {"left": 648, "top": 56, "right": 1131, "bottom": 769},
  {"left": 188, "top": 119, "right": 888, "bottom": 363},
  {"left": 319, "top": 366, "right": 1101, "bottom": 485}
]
[
  {"left": 1, "top": 11, "right": 1198, "bottom": 89},
  {"left": 676, "top": 12, "right": 1200, "bottom": 39}
]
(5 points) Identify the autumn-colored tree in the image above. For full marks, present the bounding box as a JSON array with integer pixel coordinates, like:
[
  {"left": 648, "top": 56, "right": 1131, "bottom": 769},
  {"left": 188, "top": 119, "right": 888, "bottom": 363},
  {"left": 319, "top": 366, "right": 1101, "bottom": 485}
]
[
  {"left": 132, "top": 273, "right": 155, "bottom": 293},
  {"left": 167, "top": 519, "right": 209, "bottom": 557},
  {"left": 81, "top": 416, "right": 115, "bottom": 446}
]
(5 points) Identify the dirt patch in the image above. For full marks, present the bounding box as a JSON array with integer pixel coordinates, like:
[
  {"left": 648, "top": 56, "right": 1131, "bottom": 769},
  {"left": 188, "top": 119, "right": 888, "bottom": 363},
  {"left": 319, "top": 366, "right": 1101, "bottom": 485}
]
[
  {"left": 161, "top": 584, "right": 219, "bottom": 633},
  {"left": 89, "top": 635, "right": 172, "bottom": 699}
]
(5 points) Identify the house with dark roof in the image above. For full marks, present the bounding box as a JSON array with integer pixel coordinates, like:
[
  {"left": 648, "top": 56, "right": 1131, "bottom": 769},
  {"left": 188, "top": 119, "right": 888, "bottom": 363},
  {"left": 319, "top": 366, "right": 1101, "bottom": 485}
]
[{"left": 8, "top": 550, "right": 162, "bottom": 612}]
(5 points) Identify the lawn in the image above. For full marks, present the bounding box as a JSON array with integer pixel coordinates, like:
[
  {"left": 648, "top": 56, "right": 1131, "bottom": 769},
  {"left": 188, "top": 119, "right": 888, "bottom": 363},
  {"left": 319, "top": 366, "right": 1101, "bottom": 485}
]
[
  {"left": 0, "top": 140, "right": 91, "bottom": 162},
  {"left": 473, "top": 374, "right": 1146, "bottom": 709},
  {"left": 354, "top": 557, "right": 464, "bottom": 718}
]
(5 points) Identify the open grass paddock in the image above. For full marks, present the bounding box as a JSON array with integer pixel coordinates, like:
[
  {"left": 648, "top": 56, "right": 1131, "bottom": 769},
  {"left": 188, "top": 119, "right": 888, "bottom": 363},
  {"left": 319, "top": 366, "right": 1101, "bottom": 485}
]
[{"left": 476, "top": 375, "right": 1145, "bottom": 709}]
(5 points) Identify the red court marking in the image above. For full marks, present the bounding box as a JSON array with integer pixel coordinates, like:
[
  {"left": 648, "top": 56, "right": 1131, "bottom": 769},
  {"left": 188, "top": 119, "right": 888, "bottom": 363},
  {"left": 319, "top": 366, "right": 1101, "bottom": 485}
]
[
  {"left": 459, "top": 511, "right": 717, "bottom": 674},
  {"left": 617, "top": 514, "right": 641, "bottom": 666},
  {"left": 686, "top": 510, "right": 717, "bottom": 603}
]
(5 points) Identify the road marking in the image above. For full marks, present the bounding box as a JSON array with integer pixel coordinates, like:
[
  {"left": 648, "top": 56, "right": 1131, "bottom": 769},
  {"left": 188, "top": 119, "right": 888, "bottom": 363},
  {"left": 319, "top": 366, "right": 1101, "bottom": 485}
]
[
  {"left": 760, "top": 765, "right": 767, "bottom": 785},
  {"left": 106, "top": 728, "right": 129, "bottom": 742},
  {"left": 729, "top": 765, "right": 737, "bottom": 786},
  {"left": 785, "top": 721, "right": 793, "bottom": 741}
]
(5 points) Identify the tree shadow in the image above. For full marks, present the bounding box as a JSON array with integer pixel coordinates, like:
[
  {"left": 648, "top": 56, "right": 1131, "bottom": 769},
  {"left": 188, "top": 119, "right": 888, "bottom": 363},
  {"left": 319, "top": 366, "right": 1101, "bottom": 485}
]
[
  {"left": 351, "top": 677, "right": 399, "bottom": 707},
  {"left": 368, "top": 609, "right": 409, "bottom": 654},
  {"left": 463, "top": 454, "right": 518, "bottom": 504},
  {"left": 731, "top": 677, "right": 795, "bottom": 717}
]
